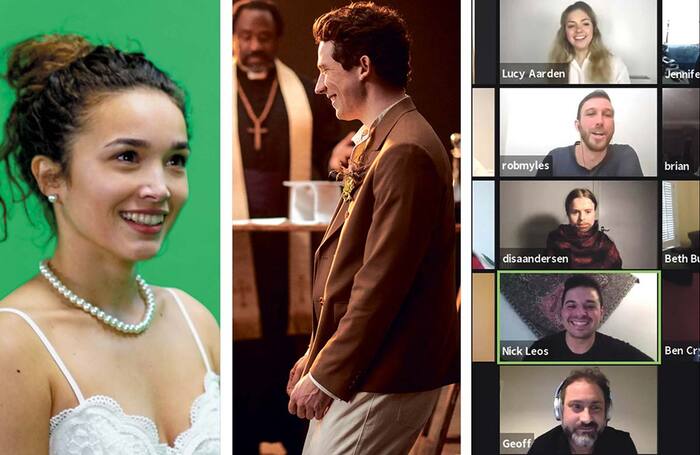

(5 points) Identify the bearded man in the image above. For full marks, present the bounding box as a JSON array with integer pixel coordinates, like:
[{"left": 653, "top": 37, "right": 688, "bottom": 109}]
[
  {"left": 537, "top": 90, "right": 643, "bottom": 177},
  {"left": 529, "top": 368, "right": 639, "bottom": 455}
]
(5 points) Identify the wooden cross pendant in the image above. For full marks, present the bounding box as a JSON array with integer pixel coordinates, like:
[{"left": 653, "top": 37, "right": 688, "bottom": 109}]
[
  {"left": 238, "top": 78, "right": 279, "bottom": 153},
  {"left": 247, "top": 122, "right": 268, "bottom": 151}
]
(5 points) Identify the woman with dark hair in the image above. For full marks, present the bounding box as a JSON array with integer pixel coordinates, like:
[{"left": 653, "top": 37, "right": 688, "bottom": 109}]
[
  {"left": 0, "top": 34, "right": 219, "bottom": 453},
  {"left": 550, "top": 1, "right": 631, "bottom": 84},
  {"left": 546, "top": 188, "right": 623, "bottom": 269}
]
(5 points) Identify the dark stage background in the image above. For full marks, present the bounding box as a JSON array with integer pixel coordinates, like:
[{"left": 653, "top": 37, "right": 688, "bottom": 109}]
[{"left": 233, "top": 3, "right": 461, "bottom": 452}]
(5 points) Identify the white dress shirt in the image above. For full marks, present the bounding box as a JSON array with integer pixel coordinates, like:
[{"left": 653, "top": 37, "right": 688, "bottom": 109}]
[{"left": 568, "top": 54, "right": 631, "bottom": 84}]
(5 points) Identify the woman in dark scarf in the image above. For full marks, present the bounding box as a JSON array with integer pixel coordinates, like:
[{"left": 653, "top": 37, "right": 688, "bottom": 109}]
[{"left": 546, "top": 188, "right": 622, "bottom": 269}]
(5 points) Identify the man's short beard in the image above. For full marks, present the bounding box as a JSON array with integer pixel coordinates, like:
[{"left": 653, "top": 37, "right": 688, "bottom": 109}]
[
  {"left": 236, "top": 56, "right": 275, "bottom": 79},
  {"left": 562, "top": 423, "right": 601, "bottom": 449},
  {"left": 580, "top": 132, "right": 611, "bottom": 152},
  {"left": 571, "top": 430, "right": 596, "bottom": 448}
]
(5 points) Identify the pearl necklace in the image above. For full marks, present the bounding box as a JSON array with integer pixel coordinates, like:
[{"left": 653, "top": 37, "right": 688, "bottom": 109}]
[{"left": 39, "top": 261, "right": 156, "bottom": 334}]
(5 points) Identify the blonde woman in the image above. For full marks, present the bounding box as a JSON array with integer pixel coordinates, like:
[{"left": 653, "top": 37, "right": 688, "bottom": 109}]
[{"left": 550, "top": 1, "right": 631, "bottom": 84}]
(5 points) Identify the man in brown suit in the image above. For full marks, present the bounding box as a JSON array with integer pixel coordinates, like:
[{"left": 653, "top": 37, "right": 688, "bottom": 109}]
[{"left": 287, "top": 2, "right": 459, "bottom": 452}]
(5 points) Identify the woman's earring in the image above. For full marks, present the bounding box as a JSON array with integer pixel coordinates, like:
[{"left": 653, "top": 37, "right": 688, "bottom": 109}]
[{"left": 47, "top": 194, "right": 58, "bottom": 204}]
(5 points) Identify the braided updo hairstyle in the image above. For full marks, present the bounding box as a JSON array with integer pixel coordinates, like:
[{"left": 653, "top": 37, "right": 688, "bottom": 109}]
[{"left": 0, "top": 34, "right": 186, "bottom": 239}]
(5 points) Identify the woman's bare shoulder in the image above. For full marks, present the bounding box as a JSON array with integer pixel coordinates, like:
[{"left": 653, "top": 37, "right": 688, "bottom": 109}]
[
  {"left": 0, "top": 278, "right": 70, "bottom": 370},
  {"left": 154, "top": 287, "right": 220, "bottom": 370},
  {"left": 154, "top": 287, "right": 218, "bottom": 328},
  {"left": 0, "top": 276, "right": 63, "bottom": 313},
  {"left": 0, "top": 281, "right": 54, "bottom": 416},
  {"left": 0, "top": 279, "right": 58, "bottom": 357},
  {"left": 0, "top": 284, "right": 53, "bottom": 453}
]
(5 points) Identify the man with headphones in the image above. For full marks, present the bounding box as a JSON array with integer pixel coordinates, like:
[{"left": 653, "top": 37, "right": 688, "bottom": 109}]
[{"left": 528, "top": 368, "right": 638, "bottom": 454}]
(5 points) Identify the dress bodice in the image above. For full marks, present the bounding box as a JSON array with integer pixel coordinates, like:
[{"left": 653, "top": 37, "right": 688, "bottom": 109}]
[
  {"left": 0, "top": 288, "right": 220, "bottom": 454},
  {"left": 48, "top": 372, "right": 220, "bottom": 455}
]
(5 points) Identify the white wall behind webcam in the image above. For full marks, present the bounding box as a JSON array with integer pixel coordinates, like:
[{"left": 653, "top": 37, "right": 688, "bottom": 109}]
[
  {"left": 500, "top": 0, "right": 657, "bottom": 83},
  {"left": 663, "top": 0, "right": 700, "bottom": 45},
  {"left": 500, "top": 88, "right": 657, "bottom": 176}
]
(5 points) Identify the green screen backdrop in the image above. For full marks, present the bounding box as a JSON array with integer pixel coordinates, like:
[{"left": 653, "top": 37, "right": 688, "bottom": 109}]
[{"left": 0, "top": 0, "right": 220, "bottom": 321}]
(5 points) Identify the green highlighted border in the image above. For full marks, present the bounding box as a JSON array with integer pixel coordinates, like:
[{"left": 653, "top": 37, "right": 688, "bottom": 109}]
[{"left": 496, "top": 270, "right": 661, "bottom": 365}]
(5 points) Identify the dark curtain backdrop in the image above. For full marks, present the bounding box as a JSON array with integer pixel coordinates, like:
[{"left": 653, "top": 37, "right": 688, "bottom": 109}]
[{"left": 269, "top": 0, "right": 461, "bottom": 151}]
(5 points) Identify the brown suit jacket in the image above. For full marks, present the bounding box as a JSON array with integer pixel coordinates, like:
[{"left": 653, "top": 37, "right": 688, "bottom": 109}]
[{"left": 303, "top": 97, "right": 459, "bottom": 401}]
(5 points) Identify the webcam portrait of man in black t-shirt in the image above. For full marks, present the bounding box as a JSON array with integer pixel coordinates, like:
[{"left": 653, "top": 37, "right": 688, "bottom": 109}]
[{"left": 525, "top": 275, "right": 652, "bottom": 362}]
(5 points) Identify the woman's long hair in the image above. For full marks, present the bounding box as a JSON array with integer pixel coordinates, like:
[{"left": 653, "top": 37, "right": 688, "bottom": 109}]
[{"left": 549, "top": 1, "right": 612, "bottom": 83}]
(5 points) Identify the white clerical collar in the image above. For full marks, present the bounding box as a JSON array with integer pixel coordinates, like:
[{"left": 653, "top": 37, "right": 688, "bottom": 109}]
[{"left": 351, "top": 94, "right": 409, "bottom": 146}]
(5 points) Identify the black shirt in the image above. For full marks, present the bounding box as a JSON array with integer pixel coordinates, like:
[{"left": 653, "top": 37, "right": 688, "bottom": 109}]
[
  {"left": 528, "top": 425, "right": 638, "bottom": 454},
  {"left": 236, "top": 66, "right": 342, "bottom": 218},
  {"left": 236, "top": 66, "right": 343, "bottom": 337},
  {"left": 525, "top": 331, "right": 653, "bottom": 362}
]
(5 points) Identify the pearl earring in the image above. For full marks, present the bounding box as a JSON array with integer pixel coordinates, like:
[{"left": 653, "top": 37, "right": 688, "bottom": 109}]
[{"left": 47, "top": 194, "right": 58, "bottom": 203}]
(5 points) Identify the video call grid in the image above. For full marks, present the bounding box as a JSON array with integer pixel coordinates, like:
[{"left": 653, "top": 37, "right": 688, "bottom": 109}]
[{"left": 471, "top": 0, "right": 699, "bottom": 453}]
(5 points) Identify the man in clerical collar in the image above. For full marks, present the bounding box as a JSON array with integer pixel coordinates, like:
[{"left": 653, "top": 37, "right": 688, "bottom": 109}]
[
  {"left": 233, "top": 1, "right": 351, "bottom": 453},
  {"left": 287, "top": 3, "right": 459, "bottom": 453},
  {"left": 233, "top": 0, "right": 281, "bottom": 80}
]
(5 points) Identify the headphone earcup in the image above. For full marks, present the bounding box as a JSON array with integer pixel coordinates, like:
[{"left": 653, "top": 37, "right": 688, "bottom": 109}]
[{"left": 553, "top": 379, "right": 565, "bottom": 421}]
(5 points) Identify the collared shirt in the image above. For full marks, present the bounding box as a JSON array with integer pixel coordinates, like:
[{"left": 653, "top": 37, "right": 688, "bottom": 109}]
[
  {"left": 568, "top": 54, "right": 631, "bottom": 84},
  {"left": 351, "top": 94, "right": 410, "bottom": 146}
]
